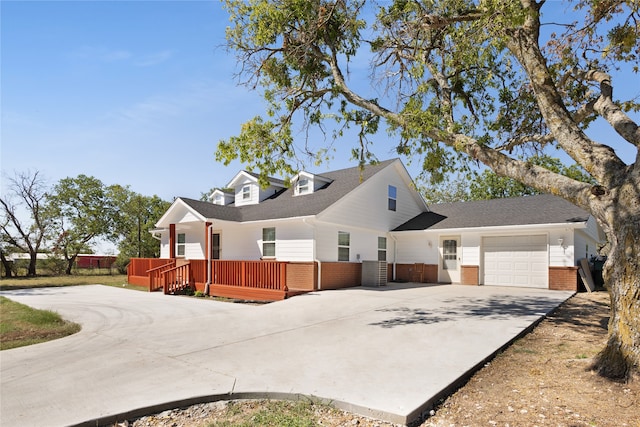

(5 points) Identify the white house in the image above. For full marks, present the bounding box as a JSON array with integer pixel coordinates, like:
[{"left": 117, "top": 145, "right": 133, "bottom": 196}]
[
  {"left": 131, "top": 158, "right": 604, "bottom": 299},
  {"left": 391, "top": 194, "right": 605, "bottom": 290}
]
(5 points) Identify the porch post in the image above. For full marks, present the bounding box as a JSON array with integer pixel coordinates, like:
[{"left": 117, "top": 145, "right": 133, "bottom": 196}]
[
  {"left": 169, "top": 224, "right": 176, "bottom": 259},
  {"left": 205, "top": 222, "right": 212, "bottom": 258}
]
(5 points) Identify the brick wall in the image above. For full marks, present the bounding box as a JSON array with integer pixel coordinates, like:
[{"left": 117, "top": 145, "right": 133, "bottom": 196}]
[
  {"left": 461, "top": 265, "right": 479, "bottom": 285},
  {"left": 549, "top": 266, "right": 579, "bottom": 291},
  {"left": 320, "top": 262, "right": 362, "bottom": 290},
  {"left": 286, "top": 262, "right": 317, "bottom": 291},
  {"left": 395, "top": 263, "right": 438, "bottom": 283}
]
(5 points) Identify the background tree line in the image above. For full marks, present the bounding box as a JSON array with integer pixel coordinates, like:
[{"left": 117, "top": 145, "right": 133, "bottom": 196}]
[{"left": 0, "top": 171, "right": 170, "bottom": 277}]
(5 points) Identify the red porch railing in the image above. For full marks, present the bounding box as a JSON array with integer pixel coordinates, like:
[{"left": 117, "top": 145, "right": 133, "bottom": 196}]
[
  {"left": 127, "top": 258, "right": 292, "bottom": 300},
  {"left": 211, "top": 260, "right": 287, "bottom": 290},
  {"left": 146, "top": 260, "right": 176, "bottom": 291},
  {"left": 161, "top": 262, "right": 191, "bottom": 294},
  {"left": 128, "top": 258, "right": 175, "bottom": 288}
]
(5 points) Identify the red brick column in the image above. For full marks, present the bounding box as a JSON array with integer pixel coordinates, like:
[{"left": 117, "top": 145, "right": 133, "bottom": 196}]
[
  {"left": 549, "top": 266, "right": 579, "bottom": 291},
  {"left": 461, "top": 265, "right": 479, "bottom": 285}
]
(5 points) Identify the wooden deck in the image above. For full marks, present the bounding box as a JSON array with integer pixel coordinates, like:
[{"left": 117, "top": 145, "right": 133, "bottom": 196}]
[{"left": 128, "top": 258, "right": 312, "bottom": 301}]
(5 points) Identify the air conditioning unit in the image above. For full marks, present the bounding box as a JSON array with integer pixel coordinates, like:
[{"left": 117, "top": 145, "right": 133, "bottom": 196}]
[{"left": 361, "top": 260, "right": 388, "bottom": 287}]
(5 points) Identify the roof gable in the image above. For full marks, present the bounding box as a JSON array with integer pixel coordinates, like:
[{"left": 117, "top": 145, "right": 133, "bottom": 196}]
[
  {"left": 177, "top": 159, "right": 400, "bottom": 223},
  {"left": 226, "top": 170, "right": 286, "bottom": 189},
  {"left": 155, "top": 198, "right": 208, "bottom": 227}
]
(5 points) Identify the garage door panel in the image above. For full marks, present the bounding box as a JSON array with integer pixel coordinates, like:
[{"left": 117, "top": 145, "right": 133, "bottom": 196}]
[{"left": 483, "top": 235, "right": 548, "bottom": 288}]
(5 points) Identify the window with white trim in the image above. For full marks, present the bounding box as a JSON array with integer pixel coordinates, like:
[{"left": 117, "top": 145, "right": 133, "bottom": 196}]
[
  {"left": 388, "top": 185, "right": 397, "bottom": 211},
  {"left": 378, "top": 236, "right": 387, "bottom": 261},
  {"left": 338, "top": 231, "right": 350, "bottom": 261},
  {"left": 262, "top": 227, "right": 276, "bottom": 258},
  {"left": 297, "top": 178, "right": 309, "bottom": 195},
  {"left": 242, "top": 185, "right": 251, "bottom": 200},
  {"left": 176, "top": 233, "right": 186, "bottom": 257}
]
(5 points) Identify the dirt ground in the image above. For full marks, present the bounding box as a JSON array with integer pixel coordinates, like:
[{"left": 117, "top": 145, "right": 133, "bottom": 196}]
[
  {"left": 121, "top": 290, "right": 639, "bottom": 427},
  {"left": 421, "top": 290, "right": 639, "bottom": 427}
]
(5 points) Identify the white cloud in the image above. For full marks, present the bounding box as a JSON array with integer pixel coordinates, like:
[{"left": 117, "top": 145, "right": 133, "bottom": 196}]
[
  {"left": 135, "top": 50, "right": 173, "bottom": 67},
  {"left": 70, "top": 46, "right": 133, "bottom": 62}
]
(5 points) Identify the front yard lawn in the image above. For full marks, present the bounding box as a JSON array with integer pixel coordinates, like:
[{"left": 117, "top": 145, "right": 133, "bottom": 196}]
[
  {"left": 0, "top": 274, "right": 138, "bottom": 291},
  {"left": 0, "top": 296, "right": 81, "bottom": 350}
]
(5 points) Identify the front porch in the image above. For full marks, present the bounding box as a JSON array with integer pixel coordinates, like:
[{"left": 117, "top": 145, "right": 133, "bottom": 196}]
[{"left": 127, "top": 258, "right": 317, "bottom": 301}]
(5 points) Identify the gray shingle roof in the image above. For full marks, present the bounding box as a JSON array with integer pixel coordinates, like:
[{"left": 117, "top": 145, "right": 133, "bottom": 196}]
[
  {"left": 393, "top": 194, "right": 590, "bottom": 231},
  {"left": 181, "top": 159, "right": 398, "bottom": 222}
]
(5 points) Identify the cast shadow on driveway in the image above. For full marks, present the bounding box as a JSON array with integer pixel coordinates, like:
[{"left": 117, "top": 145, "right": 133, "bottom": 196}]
[{"left": 370, "top": 294, "right": 565, "bottom": 328}]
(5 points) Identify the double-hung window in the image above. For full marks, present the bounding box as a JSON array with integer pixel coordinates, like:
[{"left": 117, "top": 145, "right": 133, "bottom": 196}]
[
  {"left": 378, "top": 237, "right": 387, "bottom": 261},
  {"left": 388, "top": 185, "right": 397, "bottom": 211},
  {"left": 262, "top": 227, "right": 276, "bottom": 258},
  {"left": 338, "top": 231, "right": 350, "bottom": 261},
  {"left": 242, "top": 185, "right": 251, "bottom": 200},
  {"left": 176, "top": 233, "right": 186, "bottom": 257},
  {"left": 297, "top": 178, "right": 309, "bottom": 195}
]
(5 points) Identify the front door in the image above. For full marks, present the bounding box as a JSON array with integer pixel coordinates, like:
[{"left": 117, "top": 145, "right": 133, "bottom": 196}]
[
  {"left": 439, "top": 236, "right": 461, "bottom": 283},
  {"left": 211, "top": 233, "right": 221, "bottom": 259}
]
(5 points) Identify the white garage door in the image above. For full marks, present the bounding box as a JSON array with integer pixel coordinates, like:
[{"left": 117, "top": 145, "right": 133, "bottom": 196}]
[{"left": 483, "top": 235, "right": 548, "bottom": 288}]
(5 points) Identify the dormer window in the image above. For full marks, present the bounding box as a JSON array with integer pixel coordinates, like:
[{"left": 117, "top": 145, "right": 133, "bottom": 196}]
[
  {"left": 242, "top": 185, "right": 251, "bottom": 200},
  {"left": 297, "top": 178, "right": 309, "bottom": 195},
  {"left": 214, "top": 194, "right": 223, "bottom": 205}
]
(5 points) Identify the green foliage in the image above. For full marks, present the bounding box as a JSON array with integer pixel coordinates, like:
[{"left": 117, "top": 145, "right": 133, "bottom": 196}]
[
  {"left": 206, "top": 400, "right": 320, "bottom": 427},
  {"left": 46, "top": 175, "right": 113, "bottom": 274},
  {"left": 221, "top": 0, "right": 638, "bottom": 197},
  {"left": 469, "top": 155, "right": 596, "bottom": 200},
  {"left": 108, "top": 186, "right": 170, "bottom": 259}
]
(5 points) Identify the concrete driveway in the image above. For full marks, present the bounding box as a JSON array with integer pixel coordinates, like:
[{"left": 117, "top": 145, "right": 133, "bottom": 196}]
[{"left": 0, "top": 284, "right": 573, "bottom": 426}]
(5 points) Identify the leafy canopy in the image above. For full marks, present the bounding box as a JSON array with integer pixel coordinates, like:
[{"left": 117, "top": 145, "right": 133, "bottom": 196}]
[{"left": 219, "top": 0, "right": 638, "bottom": 208}]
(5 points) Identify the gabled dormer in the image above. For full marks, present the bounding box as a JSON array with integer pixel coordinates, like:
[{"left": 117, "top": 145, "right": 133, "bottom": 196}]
[
  {"left": 208, "top": 188, "right": 234, "bottom": 206},
  {"left": 227, "top": 171, "right": 286, "bottom": 206},
  {"left": 291, "top": 171, "right": 333, "bottom": 196}
]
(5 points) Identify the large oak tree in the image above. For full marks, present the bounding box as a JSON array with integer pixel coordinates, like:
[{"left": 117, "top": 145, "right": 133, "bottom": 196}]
[
  {"left": 219, "top": 0, "right": 639, "bottom": 379},
  {"left": 46, "top": 175, "right": 115, "bottom": 275}
]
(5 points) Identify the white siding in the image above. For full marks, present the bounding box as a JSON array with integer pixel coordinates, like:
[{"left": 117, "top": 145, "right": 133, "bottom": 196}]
[
  {"left": 220, "top": 223, "right": 261, "bottom": 260},
  {"left": 319, "top": 162, "right": 425, "bottom": 232},
  {"left": 160, "top": 233, "right": 170, "bottom": 258},
  {"left": 460, "top": 233, "right": 481, "bottom": 266},
  {"left": 234, "top": 179, "right": 259, "bottom": 206},
  {"left": 314, "top": 222, "right": 389, "bottom": 262},
  {"left": 271, "top": 221, "right": 314, "bottom": 261},
  {"left": 394, "top": 233, "right": 439, "bottom": 264},
  {"left": 574, "top": 229, "right": 599, "bottom": 263},
  {"left": 548, "top": 229, "right": 575, "bottom": 267},
  {"left": 180, "top": 224, "right": 205, "bottom": 259}
]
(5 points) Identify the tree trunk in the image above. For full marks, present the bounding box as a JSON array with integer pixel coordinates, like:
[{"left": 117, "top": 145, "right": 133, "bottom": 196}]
[
  {"left": 65, "top": 254, "right": 77, "bottom": 275},
  {"left": 27, "top": 253, "right": 37, "bottom": 276},
  {"left": 0, "top": 252, "right": 13, "bottom": 278},
  {"left": 592, "top": 209, "right": 640, "bottom": 380}
]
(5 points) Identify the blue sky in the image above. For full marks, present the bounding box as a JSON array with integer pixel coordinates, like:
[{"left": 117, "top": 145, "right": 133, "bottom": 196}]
[{"left": 1, "top": 0, "right": 638, "bottom": 205}]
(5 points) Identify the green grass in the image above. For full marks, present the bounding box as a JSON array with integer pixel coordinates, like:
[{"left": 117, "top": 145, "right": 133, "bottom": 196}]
[
  {"left": 0, "top": 296, "right": 81, "bottom": 350},
  {"left": 0, "top": 274, "right": 139, "bottom": 291},
  {"left": 206, "top": 401, "right": 320, "bottom": 427}
]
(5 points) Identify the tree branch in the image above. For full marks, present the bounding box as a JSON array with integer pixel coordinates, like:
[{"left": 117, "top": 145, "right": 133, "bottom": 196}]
[
  {"left": 505, "top": 11, "right": 628, "bottom": 186},
  {"left": 581, "top": 70, "right": 640, "bottom": 148},
  {"left": 451, "top": 133, "right": 594, "bottom": 210}
]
